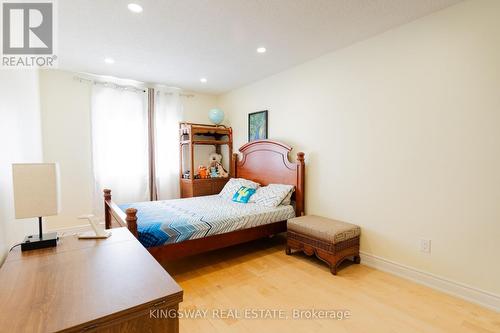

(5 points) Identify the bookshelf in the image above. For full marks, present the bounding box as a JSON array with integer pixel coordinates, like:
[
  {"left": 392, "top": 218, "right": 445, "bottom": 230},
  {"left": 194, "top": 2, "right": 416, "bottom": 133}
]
[{"left": 179, "top": 122, "right": 232, "bottom": 198}]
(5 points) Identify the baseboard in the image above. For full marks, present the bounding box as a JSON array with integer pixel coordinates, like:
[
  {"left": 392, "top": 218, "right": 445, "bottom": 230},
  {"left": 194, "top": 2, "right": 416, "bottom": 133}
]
[{"left": 360, "top": 251, "right": 500, "bottom": 313}]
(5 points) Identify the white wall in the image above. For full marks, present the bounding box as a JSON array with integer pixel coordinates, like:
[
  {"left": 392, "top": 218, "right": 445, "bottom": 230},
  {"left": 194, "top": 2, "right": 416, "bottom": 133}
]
[
  {"left": 182, "top": 92, "right": 226, "bottom": 170},
  {"left": 39, "top": 69, "right": 218, "bottom": 228},
  {"left": 219, "top": 0, "right": 500, "bottom": 296},
  {"left": 183, "top": 93, "right": 221, "bottom": 124},
  {"left": 39, "top": 69, "right": 94, "bottom": 229},
  {"left": 0, "top": 69, "right": 44, "bottom": 261}
]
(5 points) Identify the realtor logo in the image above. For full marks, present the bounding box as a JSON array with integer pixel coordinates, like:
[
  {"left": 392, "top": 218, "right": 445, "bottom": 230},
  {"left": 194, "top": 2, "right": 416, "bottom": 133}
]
[{"left": 1, "top": 0, "right": 57, "bottom": 67}]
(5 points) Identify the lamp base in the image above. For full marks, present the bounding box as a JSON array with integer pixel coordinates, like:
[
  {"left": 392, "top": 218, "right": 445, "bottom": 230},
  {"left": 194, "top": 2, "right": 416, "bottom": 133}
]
[{"left": 21, "top": 232, "right": 58, "bottom": 251}]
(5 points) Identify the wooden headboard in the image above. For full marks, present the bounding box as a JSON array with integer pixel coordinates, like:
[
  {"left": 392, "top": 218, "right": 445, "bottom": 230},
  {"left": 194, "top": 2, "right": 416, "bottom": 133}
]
[{"left": 232, "top": 140, "right": 305, "bottom": 217}]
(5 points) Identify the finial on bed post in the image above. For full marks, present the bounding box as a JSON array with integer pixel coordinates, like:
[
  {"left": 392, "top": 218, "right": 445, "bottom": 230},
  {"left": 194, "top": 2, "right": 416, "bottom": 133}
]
[
  {"left": 125, "top": 208, "right": 138, "bottom": 238},
  {"left": 104, "top": 189, "right": 112, "bottom": 201},
  {"left": 296, "top": 152, "right": 305, "bottom": 217},
  {"left": 104, "top": 189, "right": 112, "bottom": 229}
]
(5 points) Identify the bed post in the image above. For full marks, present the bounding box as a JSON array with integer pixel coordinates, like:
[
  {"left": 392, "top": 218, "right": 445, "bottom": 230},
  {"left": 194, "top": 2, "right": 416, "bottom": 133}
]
[
  {"left": 104, "top": 189, "right": 112, "bottom": 229},
  {"left": 296, "top": 152, "right": 305, "bottom": 217},
  {"left": 125, "top": 208, "right": 138, "bottom": 238},
  {"left": 231, "top": 152, "right": 238, "bottom": 178}
]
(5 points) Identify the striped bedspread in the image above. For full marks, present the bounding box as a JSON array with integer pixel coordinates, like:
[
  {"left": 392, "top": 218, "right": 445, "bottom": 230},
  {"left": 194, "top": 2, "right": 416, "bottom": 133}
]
[{"left": 119, "top": 195, "right": 295, "bottom": 248}]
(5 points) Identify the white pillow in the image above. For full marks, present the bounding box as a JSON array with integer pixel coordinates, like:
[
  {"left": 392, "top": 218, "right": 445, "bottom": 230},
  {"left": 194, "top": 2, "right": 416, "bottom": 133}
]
[
  {"left": 219, "top": 178, "right": 260, "bottom": 199},
  {"left": 251, "top": 184, "right": 294, "bottom": 207},
  {"left": 280, "top": 187, "right": 295, "bottom": 206}
]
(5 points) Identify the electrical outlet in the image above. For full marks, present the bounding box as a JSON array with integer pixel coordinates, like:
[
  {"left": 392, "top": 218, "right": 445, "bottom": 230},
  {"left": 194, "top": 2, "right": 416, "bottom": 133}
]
[{"left": 420, "top": 239, "right": 431, "bottom": 253}]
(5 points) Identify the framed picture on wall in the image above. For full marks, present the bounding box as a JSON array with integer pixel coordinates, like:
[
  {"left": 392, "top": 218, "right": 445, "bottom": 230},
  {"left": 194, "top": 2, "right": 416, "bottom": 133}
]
[{"left": 248, "top": 110, "right": 268, "bottom": 142}]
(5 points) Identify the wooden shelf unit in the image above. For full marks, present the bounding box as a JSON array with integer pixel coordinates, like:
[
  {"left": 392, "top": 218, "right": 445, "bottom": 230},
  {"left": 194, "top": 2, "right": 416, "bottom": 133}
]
[{"left": 179, "top": 122, "right": 232, "bottom": 198}]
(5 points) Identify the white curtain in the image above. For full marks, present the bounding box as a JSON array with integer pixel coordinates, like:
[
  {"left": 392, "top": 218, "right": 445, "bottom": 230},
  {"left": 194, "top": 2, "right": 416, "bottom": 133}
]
[
  {"left": 154, "top": 90, "right": 183, "bottom": 200},
  {"left": 91, "top": 84, "right": 149, "bottom": 213}
]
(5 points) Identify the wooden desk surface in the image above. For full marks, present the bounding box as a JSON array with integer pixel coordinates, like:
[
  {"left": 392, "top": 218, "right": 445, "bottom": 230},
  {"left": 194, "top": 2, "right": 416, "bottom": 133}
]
[{"left": 0, "top": 228, "right": 183, "bottom": 332}]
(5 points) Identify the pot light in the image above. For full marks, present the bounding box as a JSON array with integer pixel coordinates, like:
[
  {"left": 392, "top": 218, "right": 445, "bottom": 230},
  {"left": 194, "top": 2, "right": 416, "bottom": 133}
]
[
  {"left": 200, "top": 78, "right": 207, "bottom": 83},
  {"left": 104, "top": 57, "right": 115, "bottom": 64},
  {"left": 127, "top": 3, "right": 143, "bottom": 13},
  {"left": 257, "top": 47, "right": 266, "bottom": 53}
]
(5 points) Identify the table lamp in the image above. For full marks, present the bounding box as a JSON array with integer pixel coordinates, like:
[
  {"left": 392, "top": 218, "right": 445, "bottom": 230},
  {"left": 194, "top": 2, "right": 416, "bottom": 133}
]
[{"left": 12, "top": 163, "right": 60, "bottom": 251}]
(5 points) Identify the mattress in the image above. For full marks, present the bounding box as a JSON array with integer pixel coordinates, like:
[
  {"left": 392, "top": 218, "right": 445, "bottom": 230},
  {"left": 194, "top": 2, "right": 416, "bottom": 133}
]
[{"left": 119, "top": 195, "right": 295, "bottom": 248}]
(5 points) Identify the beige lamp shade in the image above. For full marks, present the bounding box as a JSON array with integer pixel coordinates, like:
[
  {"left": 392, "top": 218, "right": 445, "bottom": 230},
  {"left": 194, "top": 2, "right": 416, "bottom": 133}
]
[{"left": 12, "top": 163, "right": 61, "bottom": 219}]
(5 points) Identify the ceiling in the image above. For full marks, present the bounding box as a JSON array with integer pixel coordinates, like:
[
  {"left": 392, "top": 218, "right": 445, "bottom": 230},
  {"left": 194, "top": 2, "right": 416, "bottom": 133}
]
[{"left": 58, "top": 0, "right": 462, "bottom": 94}]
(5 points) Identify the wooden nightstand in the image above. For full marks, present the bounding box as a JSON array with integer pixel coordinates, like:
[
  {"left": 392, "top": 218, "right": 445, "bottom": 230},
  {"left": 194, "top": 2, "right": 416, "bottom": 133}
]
[{"left": 0, "top": 228, "right": 183, "bottom": 332}]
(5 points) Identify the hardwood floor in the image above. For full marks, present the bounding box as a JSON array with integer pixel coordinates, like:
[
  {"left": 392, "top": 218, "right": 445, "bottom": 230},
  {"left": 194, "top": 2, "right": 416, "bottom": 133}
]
[{"left": 164, "top": 235, "right": 500, "bottom": 333}]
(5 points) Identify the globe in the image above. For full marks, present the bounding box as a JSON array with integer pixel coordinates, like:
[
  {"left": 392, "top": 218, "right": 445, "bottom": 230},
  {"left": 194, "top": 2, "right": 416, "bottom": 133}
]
[{"left": 208, "top": 108, "right": 224, "bottom": 125}]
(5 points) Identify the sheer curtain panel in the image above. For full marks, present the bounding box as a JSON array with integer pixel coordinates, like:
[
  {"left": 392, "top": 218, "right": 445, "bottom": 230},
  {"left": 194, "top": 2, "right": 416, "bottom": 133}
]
[
  {"left": 154, "top": 90, "right": 184, "bottom": 200},
  {"left": 91, "top": 84, "right": 149, "bottom": 213}
]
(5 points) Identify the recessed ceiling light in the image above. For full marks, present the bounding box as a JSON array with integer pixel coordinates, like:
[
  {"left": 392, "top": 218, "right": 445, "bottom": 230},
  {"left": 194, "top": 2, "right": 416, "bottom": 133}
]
[
  {"left": 200, "top": 78, "right": 207, "bottom": 83},
  {"left": 127, "top": 3, "right": 143, "bottom": 13},
  {"left": 104, "top": 57, "right": 115, "bottom": 64},
  {"left": 257, "top": 47, "right": 266, "bottom": 53}
]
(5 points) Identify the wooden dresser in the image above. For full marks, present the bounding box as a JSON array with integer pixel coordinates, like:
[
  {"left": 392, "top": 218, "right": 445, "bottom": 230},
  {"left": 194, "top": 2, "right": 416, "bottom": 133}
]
[{"left": 0, "top": 228, "right": 183, "bottom": 333}]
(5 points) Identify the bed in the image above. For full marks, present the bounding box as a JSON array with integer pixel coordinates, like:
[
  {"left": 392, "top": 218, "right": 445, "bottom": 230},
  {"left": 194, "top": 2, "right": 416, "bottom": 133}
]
[{"left": 104, "top": 139, "right": 305, "bottom": 262}]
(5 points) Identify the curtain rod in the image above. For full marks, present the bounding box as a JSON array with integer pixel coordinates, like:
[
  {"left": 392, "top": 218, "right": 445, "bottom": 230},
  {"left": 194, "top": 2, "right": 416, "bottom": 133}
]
[
  {"left": 73, "top": 76, "right": 195, "bottom": 97},
  {"left": 73, "top": 76, "right": 146, "bottom": 93},
  {"left": 159, "top": 91, "right": 195, "bottom": 98}
]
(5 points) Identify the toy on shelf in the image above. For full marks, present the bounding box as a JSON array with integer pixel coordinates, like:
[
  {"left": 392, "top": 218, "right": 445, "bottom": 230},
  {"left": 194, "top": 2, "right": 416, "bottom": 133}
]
[
  {"left": 208, "top": 152, "right": 229, "bottom": 178},
  {"left": 197, "top": 165, "right": 209, "bottom": 179},
  {"left": 209, "top": 166, "right": 218, "bottom": 178},
  {"left": 218, "top": 166, "right": 229, "bottom": 178}
]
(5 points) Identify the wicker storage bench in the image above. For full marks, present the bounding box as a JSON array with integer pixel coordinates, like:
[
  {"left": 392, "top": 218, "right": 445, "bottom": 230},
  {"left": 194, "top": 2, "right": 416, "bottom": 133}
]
[{"left": 286, "top": 215, "right": 361, "bottom": 275}]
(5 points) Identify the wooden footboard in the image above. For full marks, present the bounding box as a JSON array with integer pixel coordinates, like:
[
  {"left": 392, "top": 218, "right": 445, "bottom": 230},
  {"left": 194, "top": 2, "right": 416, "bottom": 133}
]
[{"left": 104, "top": 189, "right": 138, "bottom": 238}]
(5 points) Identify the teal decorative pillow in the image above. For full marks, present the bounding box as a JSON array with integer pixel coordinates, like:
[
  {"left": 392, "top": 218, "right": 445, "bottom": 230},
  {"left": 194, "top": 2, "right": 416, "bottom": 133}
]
[
  {"left": 232, "top": 186, "right": 256, "bottom": 203},
  {"left": 219, "top": 178, "right": 260, "bottom": 199}
]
